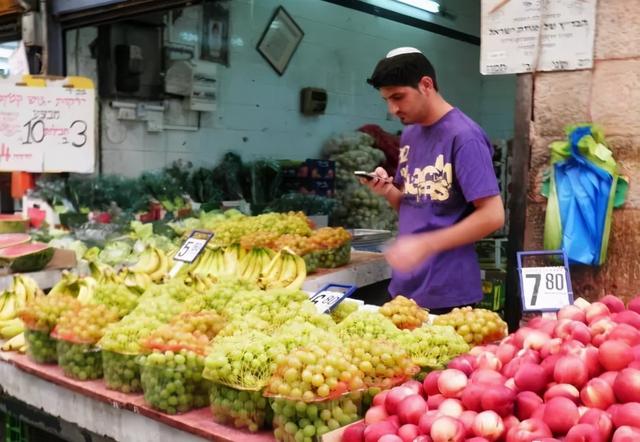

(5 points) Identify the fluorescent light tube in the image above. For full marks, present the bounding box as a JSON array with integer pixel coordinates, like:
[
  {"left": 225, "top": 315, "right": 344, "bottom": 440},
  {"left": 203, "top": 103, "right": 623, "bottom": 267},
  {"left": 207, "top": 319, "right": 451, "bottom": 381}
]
[{"left": 394, "top": 0, "right": 441, "bottom": 14}]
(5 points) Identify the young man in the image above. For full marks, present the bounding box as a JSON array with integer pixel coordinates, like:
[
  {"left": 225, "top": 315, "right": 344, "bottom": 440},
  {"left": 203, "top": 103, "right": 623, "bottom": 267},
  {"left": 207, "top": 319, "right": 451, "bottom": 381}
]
[{"left": 362, "top": 47, "right": 505, "bottom": 313}]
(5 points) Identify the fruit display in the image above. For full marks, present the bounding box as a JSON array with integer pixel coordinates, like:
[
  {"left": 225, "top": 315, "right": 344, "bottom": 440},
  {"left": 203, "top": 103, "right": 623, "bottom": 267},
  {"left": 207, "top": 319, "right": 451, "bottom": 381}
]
[
  {"left": 139, "top": 349, "right": 211, "bottom": 414},
  {"left": 0, "top": 242, "right": 55, "bottom": 272},
  {"left": 272, "top": 394, "right": 361, "bottom": 442},
  {"left": 142, "top": 310, "right": 225, "bottom": 354},
  {"left": 222, "top": 289, "right": 311, "bottom": 328},
  {"left": 0, "top": 275, "right": 45, "bottom": 355},
  {"left": 379, "top": 295, "right": 429, "bottom": 330},
  {"left": 209, "top": 383, "right": 272, "bottom": 432},
  {"left": 91, "top": 282, "right": 141, "bottom": 318},
  {"left": 56, "top": 340, "right": 103, "bottom": 380},
  {"left": 343, "top": 295, "right": 640, "bottom": 442},
  {"left": 434, "top": 306, "right": 509, "bottom": 345}
]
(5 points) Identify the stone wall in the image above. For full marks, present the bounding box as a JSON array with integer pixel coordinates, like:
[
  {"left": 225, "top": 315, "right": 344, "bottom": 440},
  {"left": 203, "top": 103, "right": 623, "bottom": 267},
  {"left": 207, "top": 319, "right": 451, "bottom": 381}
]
[{"left": 524, "top": 0, "right": 640, "bottom": 302}]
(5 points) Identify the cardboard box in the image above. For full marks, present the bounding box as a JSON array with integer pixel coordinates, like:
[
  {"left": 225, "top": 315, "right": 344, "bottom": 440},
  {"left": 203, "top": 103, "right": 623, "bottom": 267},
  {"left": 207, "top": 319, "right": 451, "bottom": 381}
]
[{"left": 478, "top": 268, "right": 506, "bottom": 311}]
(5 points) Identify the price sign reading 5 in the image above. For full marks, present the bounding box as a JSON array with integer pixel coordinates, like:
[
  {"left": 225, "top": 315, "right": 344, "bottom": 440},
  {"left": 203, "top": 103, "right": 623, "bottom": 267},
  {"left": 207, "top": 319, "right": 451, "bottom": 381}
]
[
  {"left": 174, "top": 230, "right": 214, "bottom": 263},
  {"left": 309, "top": 284, "right": 357, "bottom": 314},
  {"left": 520, "top": 266, "right": 570, "bottom": 311}
]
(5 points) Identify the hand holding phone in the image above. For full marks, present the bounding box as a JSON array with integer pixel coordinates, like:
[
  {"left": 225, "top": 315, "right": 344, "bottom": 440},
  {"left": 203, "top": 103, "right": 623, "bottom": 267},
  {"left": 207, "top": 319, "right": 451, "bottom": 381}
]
[{"left": 354, "top": 171, "right": 391, "bottom": 183}]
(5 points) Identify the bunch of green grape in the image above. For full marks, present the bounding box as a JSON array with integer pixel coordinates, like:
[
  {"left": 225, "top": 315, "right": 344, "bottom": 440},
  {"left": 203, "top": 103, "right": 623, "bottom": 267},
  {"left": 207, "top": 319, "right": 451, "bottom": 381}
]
[
  {"left": 216, "top": 314, "right": 272, "bottom": 338},
  {"left": 128, "top": 292, "right": 185, "bottom": 323},
  {"left": 335, "top": 311, "right": 401, "bottom": 341},
  {"left": 98, "top": 315, "right": 163, "bottom": 355},
  {"left": 53, "top": 303, "right": 120, "bottom": 344},
  {"left": 103, "top": 350, "right": 141, "bottom": 393},
  {"left": 379, "top": 295, "right": 428, "bottom": 330},
  {"left": 183, "top": 277, "right": 259, "bottom": 313},
  {"left": 329, "top": 300, "right": 359, "bottom": 324},
  {"left": 139, "top": 278, "right": 197, "bottom": 304},
  {"left": 204, "top": 331, "right": 285, "bottom": 390},
  {"left": 209, "top": 383, "right": 271, "bottom": 432},
  {"left": 223, "top": 289, "right": 309, "bottom": 326},
  {"left": 433, "top": 306, "right": 508, "bottom": 346},
  {"left": 266, "top": 340, "right": 365, "bottom": 402},
  {"left": 24, "top": 329, "right": 58, "bottom": 364},
  {"left": 213, "top": 212, "right": 312, "bottom": 246},
  {"left": 92, "top": 282, "right": 141, "bottom": 318},
  {"left": 139, "top": 349, "right": 210, "bottom": 414},
  {"left": 396, "top": 324, "right": 470, "bottom": 370},
  {"left": 271, "top": 394, "right": 361, "bottom": 442},
  {"left": 57, "top": 340, "right": 103, "bottom": 380},
  {"left": 19, "top": 294, "right": 81, "bottom": 332},
  {"left": 344, "top": 337, "right": 417, "bottom": 390},
  {"left": 274, "top": 321, "right": 340, "bottom": 353}
]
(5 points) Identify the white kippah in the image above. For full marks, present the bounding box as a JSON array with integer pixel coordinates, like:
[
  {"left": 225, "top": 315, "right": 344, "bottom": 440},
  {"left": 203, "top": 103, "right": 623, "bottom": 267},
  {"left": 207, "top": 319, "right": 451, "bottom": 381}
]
[{"left": 386, "top": 47, "right": 423, "bottom": 58}]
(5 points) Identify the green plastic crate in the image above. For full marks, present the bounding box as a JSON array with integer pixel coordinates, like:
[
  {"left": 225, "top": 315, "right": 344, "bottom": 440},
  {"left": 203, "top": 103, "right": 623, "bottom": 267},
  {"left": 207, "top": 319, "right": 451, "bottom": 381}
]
[{"left": 4, "top": 413, "right": 27, "bottom": 442}]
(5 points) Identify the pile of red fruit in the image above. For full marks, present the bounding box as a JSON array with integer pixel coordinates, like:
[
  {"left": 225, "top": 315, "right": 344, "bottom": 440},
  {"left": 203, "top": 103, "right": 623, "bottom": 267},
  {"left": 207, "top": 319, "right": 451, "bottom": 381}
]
[{"left": 342, "top": 294, "right": 640, "bottom": 442}]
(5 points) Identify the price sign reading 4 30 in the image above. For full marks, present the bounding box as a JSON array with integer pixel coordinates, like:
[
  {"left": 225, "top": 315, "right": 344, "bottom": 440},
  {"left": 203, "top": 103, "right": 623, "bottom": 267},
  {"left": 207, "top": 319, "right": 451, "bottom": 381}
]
[
  {"left": 309, "top": 283, "right": 357, "bottom": 314},
  {"left": 174, "top": 230, "right": 214, "bottom": 263},
  {"left": 518, "top": 250, "right": 574, "bottom": 312}
]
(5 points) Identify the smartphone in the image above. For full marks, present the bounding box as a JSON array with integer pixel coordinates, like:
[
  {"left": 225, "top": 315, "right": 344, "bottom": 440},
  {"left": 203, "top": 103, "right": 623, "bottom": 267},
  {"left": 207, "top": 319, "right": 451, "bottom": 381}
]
[{"left": 354, "top": 171, "right": 392, "bottom": 183}]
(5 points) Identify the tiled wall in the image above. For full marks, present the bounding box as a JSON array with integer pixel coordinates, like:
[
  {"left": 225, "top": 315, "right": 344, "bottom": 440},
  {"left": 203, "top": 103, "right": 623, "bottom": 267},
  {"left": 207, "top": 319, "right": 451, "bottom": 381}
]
[{"left": 66, "top": 0, "right": 516, "bottom": 177}]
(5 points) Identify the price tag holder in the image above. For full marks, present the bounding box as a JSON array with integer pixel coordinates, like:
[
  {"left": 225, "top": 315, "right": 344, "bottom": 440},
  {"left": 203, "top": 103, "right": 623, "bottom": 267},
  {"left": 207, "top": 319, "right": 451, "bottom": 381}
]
[
  {"left": 173, "top": 230, "right": 214, "bottom": 264},
  {"left": 309, "top": 283, "right": 357, "bottom": 314},
  {"left": 517, "top": 250, "right": 573, "bottom": 312}
]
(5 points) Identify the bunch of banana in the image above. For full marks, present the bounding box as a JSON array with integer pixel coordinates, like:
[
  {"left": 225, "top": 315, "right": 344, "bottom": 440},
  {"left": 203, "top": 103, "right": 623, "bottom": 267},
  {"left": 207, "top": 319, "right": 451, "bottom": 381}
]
[
  {"left": 222, "top": 244, "right": 246, "bottom": 276},
  {"left": 128, "top": 246, "right": 170, "bottom": 282},
  {"left": 118, "top": 268, "right": 152, "bottom": 294},
  {"left": 258, "top": 248, "right": 307, "bottom": 290},
  {"left": 189, "top": 246, "right": 226, "bottom": 278},
  {"left": 237, "top": 247, "right": 275, "bottom": 283},
  {"left": 1, "top": 332, "right": 26, "bottom": 353},
  {"left": 48, "top": 271, "right": 98, "bottom": 303},
  {"left": 0, "top": 275, "right": 42, "bottom": 342}
]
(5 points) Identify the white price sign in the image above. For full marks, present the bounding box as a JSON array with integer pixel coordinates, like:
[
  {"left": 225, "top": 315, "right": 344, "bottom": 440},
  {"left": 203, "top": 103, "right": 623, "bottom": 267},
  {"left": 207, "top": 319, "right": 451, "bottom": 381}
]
[
  {"left": 173, "top": 231, "right": 213, "bottom": 263},
  {"left": 309, "top": 284, "right": 356, "bottom": 314},
  {"left": 520, "top": 266, "right": 571, "bottom": 311}
]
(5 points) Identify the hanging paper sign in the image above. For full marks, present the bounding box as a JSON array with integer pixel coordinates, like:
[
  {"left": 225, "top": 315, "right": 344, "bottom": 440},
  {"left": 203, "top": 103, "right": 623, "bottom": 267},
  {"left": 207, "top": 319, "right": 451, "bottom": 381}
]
[
  {"left": 173, "top": 230, "right": 214, "bottom": 264},
  {"left": 0, "top": 76, "right": 96, "bottom": 173}
]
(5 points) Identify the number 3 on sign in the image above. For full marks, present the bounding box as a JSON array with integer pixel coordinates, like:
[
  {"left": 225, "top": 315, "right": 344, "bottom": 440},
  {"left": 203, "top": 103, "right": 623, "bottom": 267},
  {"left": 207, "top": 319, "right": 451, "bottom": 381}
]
[{"left": 520, "top": 266, "right": 571, "bottom": 311}]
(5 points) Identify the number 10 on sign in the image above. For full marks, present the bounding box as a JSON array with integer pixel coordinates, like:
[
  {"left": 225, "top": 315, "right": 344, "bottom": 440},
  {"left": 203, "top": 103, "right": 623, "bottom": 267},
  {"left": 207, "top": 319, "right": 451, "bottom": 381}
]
[{"left": 517, "top": 250, "right": 573, "bottom": 312}]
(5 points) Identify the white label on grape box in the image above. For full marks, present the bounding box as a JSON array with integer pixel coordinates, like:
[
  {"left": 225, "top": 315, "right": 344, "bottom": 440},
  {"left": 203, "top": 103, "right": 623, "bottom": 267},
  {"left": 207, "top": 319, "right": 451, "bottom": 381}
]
[
  {"left": 173, "top": 231, "right": 213, "bottom": 263},
  {"left": 520, "top": 266, "right": 571, "bottom": 311},
  {"left": 309, "top": 284, "right": 357, "bottom": 314}
]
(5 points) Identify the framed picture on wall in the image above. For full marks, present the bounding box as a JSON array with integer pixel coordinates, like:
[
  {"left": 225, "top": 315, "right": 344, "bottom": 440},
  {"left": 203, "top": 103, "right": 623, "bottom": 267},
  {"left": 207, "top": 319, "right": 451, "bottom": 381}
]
[
  {"left": 256, "top": 6, "right": 304, "bottom": 76},
  {"left": 201, "top": 0, "right": 230, "bottom": 66}
]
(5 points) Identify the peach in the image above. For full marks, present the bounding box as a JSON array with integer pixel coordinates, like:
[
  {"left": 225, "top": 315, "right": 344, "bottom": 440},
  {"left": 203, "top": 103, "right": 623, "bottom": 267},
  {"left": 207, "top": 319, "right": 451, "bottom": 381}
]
[
  {"left": 611, "top": 402, "right": 640, "bottom": 428},
  {"left": 553, "top": 355, "right": 588, "bottom": 388},
  {"left": 438, "top": 398, "right": 463, "bottom": 418},
  {"left": 459, "top": 410, "right": 477, "bottom": 436},
  {"left": 423, "top": 371, "right": 442, "bottom": 396},
  {"left": 600, "top": 295, "right": 626, "bottom": 313},
  {"left": 460, "top": 383, "right": 485, "bottom": 412},
  {"left": 418, "top": 410, "right": 442, "bottom": 435},
  {"left": 397, "top": 424, "right": 420, "bottom": 442},
  {"left": 627, "top": 296, "right": 640, "bottom": 314},
  {"left": 480, "top": 385, "right": 516, "bottom": 417},
  {"left": 612, "top": 426, "right": 640, "bottom": 442},
  {"left": 543, "top": 396, "right": 579, "bottom": 435},
  {"left": 470, "top": 369, "right": 507, "bottom": 386},
  {"left": 385, "top": 386, "right": 415, "bottom": 415},
  {"left": 599, "top": 371, "right": 618, "bottom": 386},
  {"left": 613, "top": 310, "right": 640, "bottom": 329},
  {"left": 430, "top": 416, "right": 465, "bottom": 442},
  {"left": 585, "top": 302, "right": 611, "bottom": 324},
  {"left": 557, "top": 304, "right": 587, "bottom": 323},
  {"left": 598, "top": 340, "right": 633, "bottom": 371},
  {"left": 427, "top": 394, "right": 445, "bottom": 409},
  {"left": 579, "top": 409, "right": 613, "bottom": 441},
  {"left": 514, "top": 363, "right": 548, "bottom": 393},
  {"left": 505, "top": 418, "right": 552, "bottom": 442},
  {"left": 515, "top": 391, "right": 543, "bottom": 421},
  {"left": 613, "top": 368, "right": 640, "bottom": 403},
  {"left": 496, "top": 343, "right": 518, "bottom": 365},
  {"left": 608, "top": 324, "right": 640, "bottom": 346},
  {"left": 543, "top": 383, "right": 580, "bottom": 403},
  {"left": 437, "top": 369, "right": 468, "bottom": 398},
  {"left": 447, "top": 355, "right": 476, "bottom": 376},
  {"left": 565, "top": 423, "right": 604, "bottom": 442},
  {"left": 580, "top": 378, "right": 615, "bottom": 409},
  {"left": 472, "top": 410, "right": 505, "bottom": 441}
]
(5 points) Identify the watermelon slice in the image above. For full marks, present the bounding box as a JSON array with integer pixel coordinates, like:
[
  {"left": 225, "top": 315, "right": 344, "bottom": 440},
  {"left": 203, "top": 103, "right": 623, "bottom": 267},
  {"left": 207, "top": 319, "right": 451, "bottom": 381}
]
[
  {"left": 0, "top": 233, "right": 31, "bottom": 249},
  {"left": 0, "top": 214, "right": 28, "bottom": 234},
  {"left": 0, "top": 242, "right": 54, "bottom": 272}
]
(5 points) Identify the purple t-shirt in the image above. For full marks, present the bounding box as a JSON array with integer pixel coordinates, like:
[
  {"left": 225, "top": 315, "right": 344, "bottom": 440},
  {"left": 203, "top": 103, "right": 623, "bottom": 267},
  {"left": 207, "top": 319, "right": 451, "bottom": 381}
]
[{"left": 389, "top": 108, "right": 500, "bottom": 309}]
